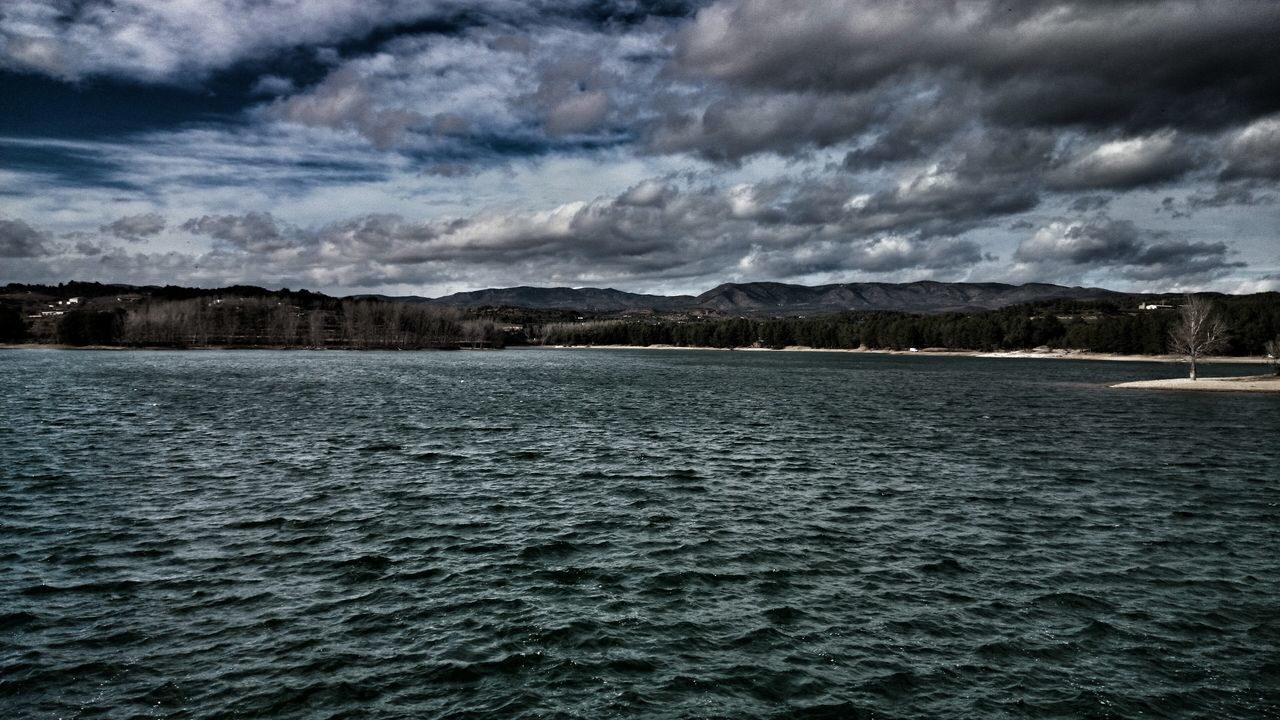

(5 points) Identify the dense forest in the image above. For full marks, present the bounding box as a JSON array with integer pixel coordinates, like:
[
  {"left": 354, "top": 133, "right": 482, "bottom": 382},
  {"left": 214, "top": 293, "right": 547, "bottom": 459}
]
[
  {"left": 3, "top": 282, "right": 1279, "bottom": 356},
  {"left": 541, "top": 295, "right": 1280, "bottom": 356},
  {"left": 1, "top": 286, "right": 502, "bottom": 349}
]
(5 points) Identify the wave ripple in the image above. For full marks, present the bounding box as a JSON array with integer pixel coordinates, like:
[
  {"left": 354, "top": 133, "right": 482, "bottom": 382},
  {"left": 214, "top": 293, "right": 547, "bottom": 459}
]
[{"left": 2, "top": 349, "right": 1278, "bottom": 718}]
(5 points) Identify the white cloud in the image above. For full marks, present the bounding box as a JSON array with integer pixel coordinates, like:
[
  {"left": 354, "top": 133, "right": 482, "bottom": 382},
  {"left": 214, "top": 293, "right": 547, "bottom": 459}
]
[
  {"left": 0, "top": 1, "right": 497, "bottom": 81},
  {"left": 258, "top": 23, "right": 666, "bottom": 150}
]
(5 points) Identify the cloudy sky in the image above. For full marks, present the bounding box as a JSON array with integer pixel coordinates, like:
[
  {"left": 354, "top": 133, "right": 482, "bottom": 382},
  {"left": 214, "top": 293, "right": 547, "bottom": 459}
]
[{"left": 2, "top": 0, "right": 1278, "bottom": 296}]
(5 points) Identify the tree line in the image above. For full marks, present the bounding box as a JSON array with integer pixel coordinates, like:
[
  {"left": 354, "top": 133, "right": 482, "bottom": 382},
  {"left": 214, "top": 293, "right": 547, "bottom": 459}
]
[
  {"left": 541, "top": 294, "right": 1280, "bottom": 356},
  {"left": 43, "top": 297, "right": 502, "bottom": 349},
  {"left": 5, "top": 286, "right": 1278, "bottom": 357}
]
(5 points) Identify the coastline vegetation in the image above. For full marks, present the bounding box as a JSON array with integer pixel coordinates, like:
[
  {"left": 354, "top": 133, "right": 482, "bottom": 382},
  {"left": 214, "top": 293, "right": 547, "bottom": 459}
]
[
  {"left": 541, "top": 295, "right": 1280, "bottom": 356},
  {"left": 3, "top": 282, "right": 1279, "bottom": 357},
  {"left": 1, "top": 283, "right": 502, "bottom": 349}
]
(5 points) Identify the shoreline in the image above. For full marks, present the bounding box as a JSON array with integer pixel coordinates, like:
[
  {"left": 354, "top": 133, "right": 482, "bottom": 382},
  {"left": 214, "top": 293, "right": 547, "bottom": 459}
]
[
  {"left": 8, "top": 342, "right": 1277, "bottom": 391},
  {"left": 546, "top": 344, "right": 1272, "bottom": 365},
  {"left": 0, "top": 343, "right": 473, "bottom": 352},
  {"left": 1111, "top": 374, "right": 1280, "bottom": 393},
  {"left": 2, "top": 341, "right": 1274, "bottom": 368}
]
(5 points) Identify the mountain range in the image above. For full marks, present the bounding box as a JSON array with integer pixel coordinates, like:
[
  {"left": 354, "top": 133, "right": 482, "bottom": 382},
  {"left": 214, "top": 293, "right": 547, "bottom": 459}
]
[
  {"left": 5, "top": 279, "right": 1129, "bottom": 316},
  {"left": 424, "top": 281, "right": 1123, "bottom": 315}
]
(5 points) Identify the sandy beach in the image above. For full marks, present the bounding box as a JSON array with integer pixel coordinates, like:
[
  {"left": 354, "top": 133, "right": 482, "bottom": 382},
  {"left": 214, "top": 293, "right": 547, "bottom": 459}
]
[
  {"left": 556, "top": 345, "right": 1279, "bottom": 392},
  {"left": 552, "top": 344, "right": 1272, "bottom": 365},
  {"left": 1112, "top": 374, "right": 1280, "bottom": 393}
]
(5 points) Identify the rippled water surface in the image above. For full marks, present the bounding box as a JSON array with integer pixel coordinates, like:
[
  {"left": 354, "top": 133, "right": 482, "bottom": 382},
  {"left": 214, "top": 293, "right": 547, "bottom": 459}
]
[{"left": 2, "top": 348, "right": 1278, "bottom": 719}]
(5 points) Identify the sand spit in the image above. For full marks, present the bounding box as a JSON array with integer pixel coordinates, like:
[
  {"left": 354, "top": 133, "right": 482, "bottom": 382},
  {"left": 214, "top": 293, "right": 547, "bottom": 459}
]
[{"left": 1112, "top": 374, "right": 1280, "bottom": 393}]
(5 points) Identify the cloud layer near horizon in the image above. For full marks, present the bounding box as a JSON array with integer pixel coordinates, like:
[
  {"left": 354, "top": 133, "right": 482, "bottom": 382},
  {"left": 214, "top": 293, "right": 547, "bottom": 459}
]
[{"left": 2, "top": 0, "right": 1278, "bottom": 295}]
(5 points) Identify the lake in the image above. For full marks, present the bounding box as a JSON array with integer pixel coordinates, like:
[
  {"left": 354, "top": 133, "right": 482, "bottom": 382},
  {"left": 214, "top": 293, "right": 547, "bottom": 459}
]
[{"left": 2, "top": 348, "right": 1277, "bottom": 718}]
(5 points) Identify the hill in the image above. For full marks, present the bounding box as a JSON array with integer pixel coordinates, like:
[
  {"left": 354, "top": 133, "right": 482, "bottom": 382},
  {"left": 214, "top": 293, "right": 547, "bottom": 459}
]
[
  {"left": 691, "top": 281, "right": 1121, "bottom": 315},
  {"left": 426, "top": 286, "right": 695, "bottom": 312},
  {"left": 425, "top": 281, "right": 1121, "bottom": 315}
]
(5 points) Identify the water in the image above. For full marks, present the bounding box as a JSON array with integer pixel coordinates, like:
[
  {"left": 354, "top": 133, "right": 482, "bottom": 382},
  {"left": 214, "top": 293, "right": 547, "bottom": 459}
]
[{"left": 2, "top": 348, "right": 1277, "bottom": 719}]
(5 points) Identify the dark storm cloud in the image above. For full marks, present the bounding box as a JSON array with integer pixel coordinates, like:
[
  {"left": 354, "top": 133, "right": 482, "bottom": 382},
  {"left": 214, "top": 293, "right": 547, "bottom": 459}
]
[
  {"left": 1015, "top": 219, "right": 1148, "bottom": 266},
  {"left": 798, "top": 131, "right": 1050, "bottom": 236},
  {"left": 1, "top": 1, "right": 1274, "bottom": 294},
  {"left": 839, "top": 175, "right": 1037, "bottom": 238},
  {"left": 651, "top": 91, "right": 881, "bottom": 163},
  {"left": 648, "top": 0, "right": 1280, "bottom": 241},
  {"left": 8, "top": 164, "right": 1264, "bottom": 293},
  {"left": 1158, "top": 183, "right": 1278, "bottom": 218},
  {"left": 1014, "top": 217, "right": 1243, "bottom": 282},
  {"left": 0, "top": 218, "right": 51, "bottom": 257},
  {"left": 1049, "top": 132, "right": 1199, "bottom": 190},
  {"left": 1186, "top": 185, "right": 1277, "bottom": 211},
  {"left": 226, "top": 166, "right": 1031, "bottom": 288},
  {"left": 1121, "top": 243, "right": 1247, "bottom": 283},
  {"left": 4, "top": 177, "right": 999, "bottom": 291},
  {"left": 100, "top": 212, "right": 166, "bottom": 242},
  {"left": 303, "top": 178, "right": 1002, "bottom": 282},
  {"left": 1221, "top": 117, "right": 1280, "bottom": 180},
  {"left": 568, "top": 0, "right": 702, "bottom": 25},
  {"left": 841, "top": 98, "right": 967, "bottom": 171},
  {"left": 673, "top": 1, "right": 1280, "bottom": 133},
  {"left": 651, "top": 74, "right": 978, "bottom": 166}
]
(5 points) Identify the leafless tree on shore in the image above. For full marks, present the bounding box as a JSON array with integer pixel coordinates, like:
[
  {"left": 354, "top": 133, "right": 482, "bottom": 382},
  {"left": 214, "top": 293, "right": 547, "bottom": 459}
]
[
  {"left": 1168, "top": 295, "right": 1228, "bottom": 380},
  {"left": 1265, "top": 336, "right": 1280, "bottom": 376}
]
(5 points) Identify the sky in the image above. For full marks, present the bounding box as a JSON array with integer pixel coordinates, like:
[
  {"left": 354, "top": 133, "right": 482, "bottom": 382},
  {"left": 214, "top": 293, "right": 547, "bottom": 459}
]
[{"left": 1, "top": 0, "right": 1278, "bottom": 297}]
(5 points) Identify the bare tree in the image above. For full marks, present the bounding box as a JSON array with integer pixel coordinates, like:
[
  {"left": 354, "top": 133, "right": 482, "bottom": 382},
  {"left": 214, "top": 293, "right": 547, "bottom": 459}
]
[
  {"left": 306, "top": 309, "right": 325, "bottom": 347},
  {"left": 460, "top": 320, "right": 495, "bottom": 349},
  {"left": 1265, "top": 336, "right": 1280, "bottom": 376},
  {"left": 1168, "top": 295, "right": 1228, "bottom": 380}
]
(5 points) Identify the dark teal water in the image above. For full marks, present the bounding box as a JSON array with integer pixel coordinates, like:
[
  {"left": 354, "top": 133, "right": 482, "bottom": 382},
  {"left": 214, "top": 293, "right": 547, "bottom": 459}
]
[{"left": 2, "top": 348, "right": 1278, "bottom": 719}]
